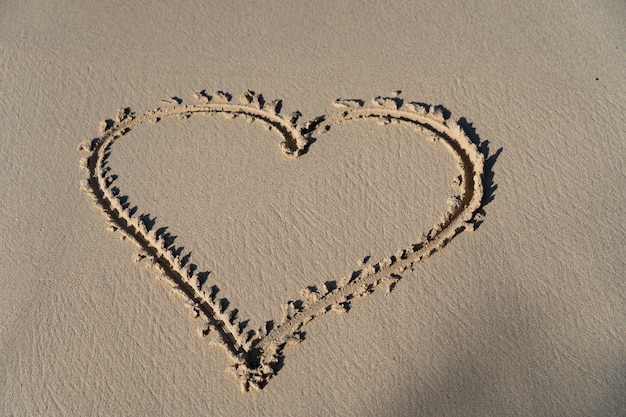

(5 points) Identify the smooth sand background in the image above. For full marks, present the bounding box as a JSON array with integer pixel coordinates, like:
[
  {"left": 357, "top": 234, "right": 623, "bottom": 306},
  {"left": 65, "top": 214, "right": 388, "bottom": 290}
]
[{"left": 1, "top": 1, "right": 624, "bottom": 415}]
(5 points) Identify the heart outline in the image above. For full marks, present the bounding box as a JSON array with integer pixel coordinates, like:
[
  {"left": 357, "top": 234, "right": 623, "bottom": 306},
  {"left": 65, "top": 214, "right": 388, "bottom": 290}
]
[{"left": 79, "top": 91, "right": 485, "bottom": 391}]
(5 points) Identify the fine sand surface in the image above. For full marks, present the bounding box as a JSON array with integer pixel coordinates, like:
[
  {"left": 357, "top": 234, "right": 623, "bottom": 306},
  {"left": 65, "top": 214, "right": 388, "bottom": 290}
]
[{"left": 1, "top": 1, "right": 624, "bottom": 416}]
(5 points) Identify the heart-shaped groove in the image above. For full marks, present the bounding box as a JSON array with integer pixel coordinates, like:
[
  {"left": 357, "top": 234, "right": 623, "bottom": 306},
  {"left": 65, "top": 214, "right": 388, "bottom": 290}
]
[{"left": 79, "top": 90, "right": 485, "bottom": 391}]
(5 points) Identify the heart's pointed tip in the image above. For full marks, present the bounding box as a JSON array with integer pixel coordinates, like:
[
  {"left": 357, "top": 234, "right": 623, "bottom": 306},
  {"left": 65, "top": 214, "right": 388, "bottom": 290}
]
[{"left": 280, "top": 144, "right": 305, "bottom": 158}]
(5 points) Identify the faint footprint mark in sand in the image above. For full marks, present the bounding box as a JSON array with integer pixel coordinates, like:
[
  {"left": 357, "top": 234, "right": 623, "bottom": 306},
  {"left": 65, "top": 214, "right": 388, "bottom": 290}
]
[{"left": 79, "top": 90, "right": 485, "bottom": 391}]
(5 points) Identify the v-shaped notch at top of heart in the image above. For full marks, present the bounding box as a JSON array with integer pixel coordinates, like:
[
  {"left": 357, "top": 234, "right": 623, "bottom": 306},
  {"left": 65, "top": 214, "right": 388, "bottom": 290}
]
[{"left": 79, "top": 90, "right": 485, "bottom": 392}]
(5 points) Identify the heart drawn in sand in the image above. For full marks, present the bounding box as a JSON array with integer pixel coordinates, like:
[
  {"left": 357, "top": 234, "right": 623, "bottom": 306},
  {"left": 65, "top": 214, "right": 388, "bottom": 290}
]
[{"left": 79, "top": 90, "right": 485, "bottom": 391}]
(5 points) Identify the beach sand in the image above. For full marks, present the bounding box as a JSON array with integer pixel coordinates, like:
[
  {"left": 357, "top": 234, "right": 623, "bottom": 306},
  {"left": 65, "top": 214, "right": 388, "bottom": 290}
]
[{"left": 1, "top": 1, "right": 624, "bottom": 415}]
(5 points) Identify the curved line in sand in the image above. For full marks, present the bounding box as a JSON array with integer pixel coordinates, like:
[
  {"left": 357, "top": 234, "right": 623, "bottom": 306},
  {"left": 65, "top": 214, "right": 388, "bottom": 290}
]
[{"left": 79, "top": 92, "right": 484, "bottom": 391}]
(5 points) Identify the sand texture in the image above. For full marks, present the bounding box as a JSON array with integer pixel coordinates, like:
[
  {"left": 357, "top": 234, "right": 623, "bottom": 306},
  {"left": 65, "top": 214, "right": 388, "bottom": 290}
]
[{"left": 1, "top": 0, "right": 624, "bottom": 416}]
